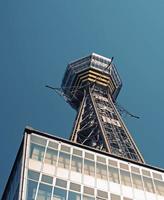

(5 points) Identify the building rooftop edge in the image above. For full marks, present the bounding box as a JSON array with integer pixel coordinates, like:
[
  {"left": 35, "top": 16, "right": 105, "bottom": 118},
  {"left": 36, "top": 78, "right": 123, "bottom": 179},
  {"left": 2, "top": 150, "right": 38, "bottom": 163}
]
[{"left": 25, "top": 126, "right": 164, "bottom": 173}]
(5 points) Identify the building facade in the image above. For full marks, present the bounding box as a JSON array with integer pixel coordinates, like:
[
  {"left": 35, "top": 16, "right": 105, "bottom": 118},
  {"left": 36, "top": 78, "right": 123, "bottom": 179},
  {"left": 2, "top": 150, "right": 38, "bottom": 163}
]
[
  {"left": 2, "top": 127, "right": 164, "bottom": 200},
  {"left": 2, "top": 53, "right": 164, "bottom": 199}
]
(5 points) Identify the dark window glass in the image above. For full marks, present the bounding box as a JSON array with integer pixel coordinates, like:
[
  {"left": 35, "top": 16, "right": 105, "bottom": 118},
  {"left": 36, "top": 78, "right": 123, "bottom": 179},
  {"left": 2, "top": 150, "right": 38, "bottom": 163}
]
[
  {"left": 28, "top": 170, "right": 40, "bottom": 181},
  {"left": 68, "top": 191, "right": 81, "bottom": 200},
  {"left": 44, "top": 148, "right": 58, "bottom": 165},
  {"left": 36, "top": 183, "right": 52, "bottom": 200},
  {"left": 26, "top": 180, "right": 38, "bottom": 200},
  {"left": 71, "top": 156, "right": 82, "bottom": 173},
  {"left": 83, "top": 195, "right": 95, "bottom": 200},
  {"left": 58, "top": 152, "right": 70, "bottom": 169},
  {"left": 53, "top": 187, "right": 67, "bottom": 200},
  {"left": 30, "top": 143, "right": 45, "bottom": 161}
]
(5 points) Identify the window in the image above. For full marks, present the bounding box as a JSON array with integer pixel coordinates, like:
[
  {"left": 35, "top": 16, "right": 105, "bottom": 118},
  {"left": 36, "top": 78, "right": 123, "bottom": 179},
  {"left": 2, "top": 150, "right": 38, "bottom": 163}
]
[
  {"left": 120, "top": 163, "right": 129, "bottom": 171},
  {"left": 83, "top": 195, "right": 95, "bottom": 200},
  {"left": 53, "top": 187, "right": 67, "bottom": 200},
  {"left": 110, "top": 193, "right": 121, "bottom": 200},
  {"left": 68, "top": 191, "right": 81, "bottom": 200},
  {"left": 153, "top": 172, "right": 162, "bottom": 180},
  {"left": 131, "top": 173, "right": 143, "bottom": 190},
  {"left": 61, "top": 145, "right": 71, "bottom": 153},
  {"left": 120, "top": 170, "right": 132, "bottom": 187},
  {"left": 154, "top": 180, "right": 164, "bottom": 196},
  {"left": 108, "top": 159, "right": 117, "bottom": 167},
  {"left": 28, "top": 170, "right": 40, "bottom": 181},
  {"left": 97, "top": 190, "right": 108, "bottom": 199},
  {"left": 73, "top": 148, "right": 82, "bottom": 157},
  {"left": 108, "top": 166, "right": 120, "bottom": 183},
  {"left": 143, "top": 177, "right": 155, "bottom": 193},
  {"left": 131, "top": 166, "right": 140, "bottom": 174},
  {"left": 84, "top": 159, "right": 95, "bottom": 176},
  {"left": 31, "top": 135, "right": 47, "bottom": 146},
  {"left": 30, "top": 143, "right": 45, "bottom": 161},
  {"left": 44, "top": 148, "right": 58, "bottom": 165},
  {"left": 85, "top": 152, "right": 94, "bottom": 160},
  {"left": 36, "top": 183, "right": 52, "bottom": 200},
  {"left": 96, "top": 163, "right": 107, "bottom": 180},
  {"left": 41, "top": 175, "right": 53, "bottom": 184},
  {"left": 58, "top": 152, "right": 70, "bottom": 169},
  {"left": 26, "top": 180, "right": 38, "bottom": 200},
  {"left": 97, "top": 156, "right": 106, "bottom": 164},
  {"left": 142, "top": 169, "right": 151, "bottom": 177},
  {"left": 55, "top": 179, "right": 67, "bottom": 188},
  {"left": 70, "top": 182, "right": 81, "bottom": 192},
  {"left": 71, "top": 156, "right": 82, "bottom": 173},
  {"left": 84, "top": 186, "right": 94, "bottom": 196},
  {"left": 48, "top": 141, "right": 58, "bottom": 149}
]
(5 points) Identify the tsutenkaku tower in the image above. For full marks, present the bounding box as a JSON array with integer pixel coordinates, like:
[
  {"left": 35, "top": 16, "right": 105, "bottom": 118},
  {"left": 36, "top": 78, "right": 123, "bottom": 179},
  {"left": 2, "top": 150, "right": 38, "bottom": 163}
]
[{"left": 62, "top": 53, "right": 144, "bottom": 163}]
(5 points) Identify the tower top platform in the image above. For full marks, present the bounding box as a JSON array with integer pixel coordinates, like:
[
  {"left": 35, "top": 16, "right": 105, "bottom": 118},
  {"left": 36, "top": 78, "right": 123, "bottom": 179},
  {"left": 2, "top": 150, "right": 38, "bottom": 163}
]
[{"left": 61, "top": 53, "right": 122, "bottom": 109}]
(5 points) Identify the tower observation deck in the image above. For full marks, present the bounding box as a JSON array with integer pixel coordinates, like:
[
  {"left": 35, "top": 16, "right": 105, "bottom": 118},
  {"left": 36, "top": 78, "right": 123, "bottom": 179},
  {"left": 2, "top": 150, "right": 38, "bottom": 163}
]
[{"left": 62, "top": 53, "right": 144, "bottom": 163}]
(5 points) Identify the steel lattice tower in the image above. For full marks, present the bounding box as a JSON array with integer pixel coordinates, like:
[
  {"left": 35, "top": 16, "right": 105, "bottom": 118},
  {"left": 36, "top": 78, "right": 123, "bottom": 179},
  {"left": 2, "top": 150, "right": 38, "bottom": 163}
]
[{"left": 62, "top": 53, "right": 144, "bottom": 163}]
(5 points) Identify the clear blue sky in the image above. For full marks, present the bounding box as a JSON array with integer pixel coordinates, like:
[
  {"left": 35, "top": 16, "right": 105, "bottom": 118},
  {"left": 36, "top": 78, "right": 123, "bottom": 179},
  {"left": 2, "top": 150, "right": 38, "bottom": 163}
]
[{"left": 0, "top": 0, "right": 164, "bottom": 196}]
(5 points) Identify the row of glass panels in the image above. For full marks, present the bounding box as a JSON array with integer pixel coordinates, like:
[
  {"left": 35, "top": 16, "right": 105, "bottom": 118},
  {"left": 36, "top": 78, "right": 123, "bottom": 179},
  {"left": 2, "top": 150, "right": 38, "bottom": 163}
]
[
  {"left": 29, "top": 134, "right": 164, "bottom": 196},
  {"left": 26, "top": 170, "right": 130, "bottom": 200}
]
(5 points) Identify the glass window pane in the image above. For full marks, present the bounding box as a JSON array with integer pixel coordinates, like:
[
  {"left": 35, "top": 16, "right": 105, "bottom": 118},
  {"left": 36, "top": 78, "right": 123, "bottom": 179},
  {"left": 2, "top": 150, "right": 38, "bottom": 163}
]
[
  {"left": 108, "top": 166, "right": 120, "bottom": 183},
  {"left": 154, "top": 180, "right": 164, "bottom": 196},
  {"left": 110, "top": 193, "right": 121, "bottom": 200},
  {"left": 153, "top": 172, "right": 162, "bottom": 180},
  {"left": 58, "top": 152, "right": 70, "bottom": 169},
  {"left": 84, "top": 159, "right": 95, "bottom": 176},
  {"left": 97, "top": 190, "right": 108, "bottom": 199},
  {"left": 96, "top": 163, "right": 107, "bottom": 180},
  {"left": 61, "top": 144, "right": 71, "bottom": 153},
  {"left": 131, "top": 166, "right": 140, "bottom": 174},
  {"left": 131, "top": 173, "right": 143, "bottom": 190},
  {"left": 41, "top": 175, "right": 53, "bottom": 184},
  {"left": 31, "top": 135, "right": 47, "bottom": 146},
  {"left": 73, "top": 148, "right": 82, "bottom": 157},
  {"left": 30, "top": 143, "right": 45, "bottom": 161},
  {"left": 120, "top": 170, "right": 132, "bottom": 187},
  {"left": 108, "top": 159, "right": 117, "bottom": 167},
  {"left": 53, "top": 187, "right": 67, "bottom": 200},
  {"left": 85, "top": 152, "right": 94, "bottom": 160},
  {"left": 48, "top": 141, "right": 58, "bottom": 149},
  {"left": 26, "top": 180, "right": 38, "bottom": 200},
  {"left": 71, "top": 156, "right": 82, "bottom": 173},
  {"left": 83, "top": 195, "right": 95, "bottom": 200},
  {"left": 143, "top": 177, "right": 155, "bottom": 193},
  {"left": 142, "top": 169, "right": 151, "bottom": 177},
  {"left": 36, "top": 183, "right": 52, "bottom": 200},
  {"left": 70, "top": 182, "right": 81, "bottom": 192},
  {"left": 55, "top": 179, "right": 67, "bottom": 188},
  {"left": 97, "top": 156, "right": 106, "bottom": 163},
  {"left": 68, "top": 191, "right": 81, "bottom": 200},
  {"left": 44, "top": 148, "right": 58, "bottom": 165},
  {"left": 84, "top": 186, "right": 94, "bottom": 196},
  {"left": 28, "top": 170, "right": 40, "bottom": 181}
]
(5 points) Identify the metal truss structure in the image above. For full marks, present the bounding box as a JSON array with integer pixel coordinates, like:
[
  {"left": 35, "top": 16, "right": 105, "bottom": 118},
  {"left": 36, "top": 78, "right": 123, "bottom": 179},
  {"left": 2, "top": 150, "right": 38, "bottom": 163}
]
[{"left": 61, "top": 53, "right": 144, "bottom": 163}]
